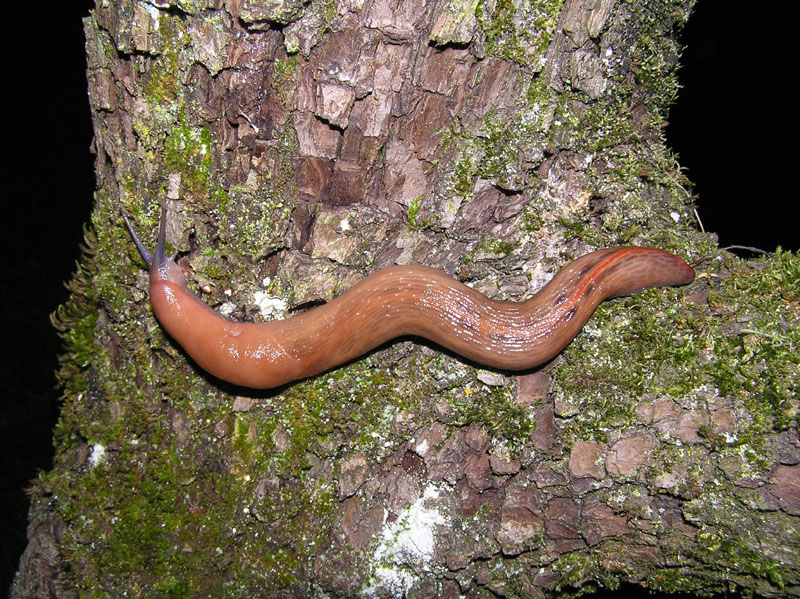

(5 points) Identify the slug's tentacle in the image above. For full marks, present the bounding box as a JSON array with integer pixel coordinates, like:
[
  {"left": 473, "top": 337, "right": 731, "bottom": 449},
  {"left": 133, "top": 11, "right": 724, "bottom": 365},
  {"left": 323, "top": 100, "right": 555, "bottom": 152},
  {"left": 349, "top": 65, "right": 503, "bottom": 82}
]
[
  {"left": 121, "top": 210, "right": 153, "bottom": 267},
  {"left": 122, "top": 210, "right": 695, "bottom": 389},
  {"left": 122, "top": 208, "right": 185, "bottom": 285}
]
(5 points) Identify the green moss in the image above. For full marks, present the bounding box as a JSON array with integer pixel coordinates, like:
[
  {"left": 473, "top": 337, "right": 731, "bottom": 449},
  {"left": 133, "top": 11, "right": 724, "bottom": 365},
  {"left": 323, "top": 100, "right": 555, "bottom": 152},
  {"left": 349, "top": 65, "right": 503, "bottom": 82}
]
[
  {"left": 49, "top": 221, "right": 795, "bottom": 596},
  {"left": 551, "top": 249, "right": 799, "bottom": 446},
  {"left": 436, "top": 96, "right": 548, "bottom": 205},
  {"left": 320, "top": 0, "right": 339, "bottom": 30},
  {"left": 522, "top": 204, "right": 545, "bottom": 233},
  {"left": 703, "top": 249, "right": 799, "bottom": 433},
  {"left": 50, "top": 226, "right": 99, "bottom": 396},
  {"left": 476, "top": 0, "right": 563, "bottom": 67},
  {"left": 625, "top": 1, "right": 692, "bottom": 118},
  {"left": 446, "top": 383, "right": 535, "bottom": 453},
  {"left": 213, "top": 187, "right": 229, "bottom": 212},
  {"left": 163, "top": 108, "right": 215, "bottom": 204},
  {"left": 43, "top": 352, "right": 433, "bottom": 593},
  {"left": 221, "top": 189, "right": 294, "bottom": 258},
  {"left": 45, "top": 363, "right": 350, "bottom": 594},
  {"left": 696, "top": 529, "right": 787, "bottom": 588},
  {"left": 665, "top": 482, "right": 798, "bottom": 595},
  {"left": 273, "top": 55, "right": 302, "bottom": 106},
  {"left": 210, "top": 125, "right": 299, "bottom": 259},
  {"left": 556, "top": 213, "right": 605, "bottom": 246},
  {"left": 575, "top": 98, "right": 639, "bottom": 154},
  {"left": 52, "top": 3, "right": 798, "bottom": 595},
  {"left": 280, "top": 359, "right": 419, "bottom": 454},
  {"left": 646, "top": 566, "right": 697, "bottom": 595},
  {"left": 406, "top": 195, "right": 424, "bottom": 230},
  {"left": 476, "top": 122, "right": 519, "bottom": 187},
  {"left": 548, "top": 129, "right": 698, "bottom": 249},
  {"left": 191, "top": 249, "right": 227, "bottom": 282},
  {"left": 463, "top": 235, "right": 520, "bottom": 264},
  {"left": 137, "top": 13, "right": 190, "bottom": 135},
  {"left": 56, "top": 438, "right": 276, "bottom": 597},
  {"left": 145, "top": 51, "right": 183, "bottom": 105},
  {"left": 404, "top": 194, "right": 444, "bottom": 232},
  {"left": 49, "top": 225, "right": 102, "bottom": 456},
  {"left": 524, "top": 73, "right": 549, "bottom": 109},
  {"left": 552, "top": 551, "right": 599, "bottom": 591},
  {"left": 233, "top": 415, "right": 256, "bottom": 463},
  {"left": 449, "top": 159, "right": 471, "bottom": 197},
  {"left": 485, "top": 238, "right": 517, "bottom": 255}
]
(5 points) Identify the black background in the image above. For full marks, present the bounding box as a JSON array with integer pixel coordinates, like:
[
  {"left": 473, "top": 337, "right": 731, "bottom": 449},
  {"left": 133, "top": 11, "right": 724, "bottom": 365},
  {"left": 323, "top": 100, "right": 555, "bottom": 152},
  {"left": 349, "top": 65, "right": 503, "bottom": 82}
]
[{"left": 2, "top": 1, "right": 789, "bottom": 594}]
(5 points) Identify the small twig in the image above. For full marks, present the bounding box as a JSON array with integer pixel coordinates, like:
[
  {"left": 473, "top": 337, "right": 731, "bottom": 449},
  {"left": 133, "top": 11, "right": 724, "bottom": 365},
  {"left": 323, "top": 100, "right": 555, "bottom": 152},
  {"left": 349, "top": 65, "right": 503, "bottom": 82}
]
[
  {"left": 689, "top": 245, "right": 768, "bottom": 270},
  {"left": 738, "top": 328, "right": 783, "bottom": 340},
  {"left": 693, "top": 207, "right": 705, "bottom": 234},
  {"left": 718, "top": 245, "right": 769, "bottom": 255}
]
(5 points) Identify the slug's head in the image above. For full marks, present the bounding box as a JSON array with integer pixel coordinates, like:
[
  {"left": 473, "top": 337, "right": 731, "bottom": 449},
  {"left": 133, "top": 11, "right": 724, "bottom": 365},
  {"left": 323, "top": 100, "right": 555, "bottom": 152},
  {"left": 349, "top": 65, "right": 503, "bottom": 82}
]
[{"left": 121, "top": 208, "right": 186, "bottom": 285}]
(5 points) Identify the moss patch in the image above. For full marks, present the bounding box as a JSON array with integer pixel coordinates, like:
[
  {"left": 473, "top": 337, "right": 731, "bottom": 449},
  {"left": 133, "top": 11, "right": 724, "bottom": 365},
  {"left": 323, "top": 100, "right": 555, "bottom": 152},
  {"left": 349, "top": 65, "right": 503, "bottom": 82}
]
[
  {"left": 163, "top": 108, "right": 215, "bottom": 205},
  {"left": 477, "top": 0, "right": 563, "bottom": 67},
  {"left": 552, "top": 249, "right": 798, "bottom": 442}
]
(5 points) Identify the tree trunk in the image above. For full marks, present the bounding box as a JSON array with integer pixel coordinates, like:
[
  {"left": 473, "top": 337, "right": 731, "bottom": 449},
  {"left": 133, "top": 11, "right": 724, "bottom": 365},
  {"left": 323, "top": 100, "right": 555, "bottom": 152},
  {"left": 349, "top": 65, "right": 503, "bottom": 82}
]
[{"left": 13, "top": 0, "right": 799, "bottom": 597}]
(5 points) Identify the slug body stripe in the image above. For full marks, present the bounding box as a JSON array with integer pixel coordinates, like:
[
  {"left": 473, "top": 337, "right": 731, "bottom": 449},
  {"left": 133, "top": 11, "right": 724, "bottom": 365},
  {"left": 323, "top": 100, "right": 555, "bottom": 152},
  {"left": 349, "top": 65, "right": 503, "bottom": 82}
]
[{"left": 123, "top": 211, "right": 694, "bottom": 389}]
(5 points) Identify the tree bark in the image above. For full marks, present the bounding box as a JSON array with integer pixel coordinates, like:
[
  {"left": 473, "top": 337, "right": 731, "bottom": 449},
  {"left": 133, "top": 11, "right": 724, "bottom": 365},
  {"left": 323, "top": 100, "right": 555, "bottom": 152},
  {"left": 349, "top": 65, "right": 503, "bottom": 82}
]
[{"left": 13, "top": 0, "right": 799, "bottom": 597}]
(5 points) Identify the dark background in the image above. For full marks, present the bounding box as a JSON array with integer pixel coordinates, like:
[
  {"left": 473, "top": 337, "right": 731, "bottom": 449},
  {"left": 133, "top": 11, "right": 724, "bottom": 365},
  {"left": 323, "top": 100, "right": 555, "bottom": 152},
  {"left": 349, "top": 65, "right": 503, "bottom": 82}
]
[{"left": 2, "top": 1, "right": 791, "bottom": 594}]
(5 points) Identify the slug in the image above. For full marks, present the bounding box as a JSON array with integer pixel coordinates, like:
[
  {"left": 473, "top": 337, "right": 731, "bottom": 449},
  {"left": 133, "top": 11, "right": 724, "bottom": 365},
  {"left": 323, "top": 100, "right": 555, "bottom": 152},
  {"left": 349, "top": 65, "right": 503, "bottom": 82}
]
[{"left": 122, "top": 210, "right": 694, "bottom": 389}]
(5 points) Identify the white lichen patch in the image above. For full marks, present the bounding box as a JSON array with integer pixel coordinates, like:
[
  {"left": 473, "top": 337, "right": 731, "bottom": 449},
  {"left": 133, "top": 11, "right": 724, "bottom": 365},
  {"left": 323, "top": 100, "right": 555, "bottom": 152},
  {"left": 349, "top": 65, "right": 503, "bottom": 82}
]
[
  {"left": 88, "top": 443, "right": 106, "bottom": 469},
  {"left": 218, "top": 301, "right": 236, "bottom": 317},
  {"left": 413, "top": 438, "right": 430, "bottom": 457},
  {"left": 253, "top": 290, "right": 288, "bottom": 319},
  {"left": 362, "top": 484, "right": 448, "bottom": 598}
]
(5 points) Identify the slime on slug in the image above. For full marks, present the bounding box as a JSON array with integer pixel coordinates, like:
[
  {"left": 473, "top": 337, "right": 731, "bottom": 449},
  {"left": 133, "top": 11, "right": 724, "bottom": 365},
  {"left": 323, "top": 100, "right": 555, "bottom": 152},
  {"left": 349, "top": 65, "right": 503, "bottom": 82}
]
[{"left": 122, "top": 209, "right": 694, "bottom": 389}]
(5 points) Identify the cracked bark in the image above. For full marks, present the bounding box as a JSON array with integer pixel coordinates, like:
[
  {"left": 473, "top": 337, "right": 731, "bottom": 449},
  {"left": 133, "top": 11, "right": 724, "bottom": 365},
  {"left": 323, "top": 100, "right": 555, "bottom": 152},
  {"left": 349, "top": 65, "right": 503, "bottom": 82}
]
[{"left": 12, "top": 0, "right": 800, "bottom": 597}]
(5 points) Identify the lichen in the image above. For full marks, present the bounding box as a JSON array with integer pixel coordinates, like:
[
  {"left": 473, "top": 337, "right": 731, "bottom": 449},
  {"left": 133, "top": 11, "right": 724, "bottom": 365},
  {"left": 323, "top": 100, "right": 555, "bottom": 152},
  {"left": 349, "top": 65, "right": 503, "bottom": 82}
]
[{"left": 363, "top": 484, "right": 448, "bottom": 597}]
